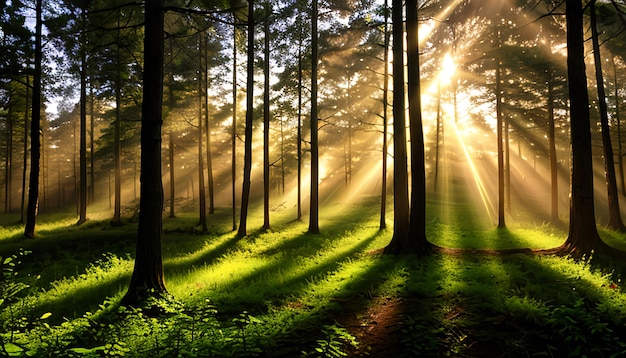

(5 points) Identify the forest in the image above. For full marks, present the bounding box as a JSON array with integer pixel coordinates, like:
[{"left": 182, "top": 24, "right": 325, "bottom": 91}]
[{"left": 2, "top": 0, "right": 626, "bottom": 356}]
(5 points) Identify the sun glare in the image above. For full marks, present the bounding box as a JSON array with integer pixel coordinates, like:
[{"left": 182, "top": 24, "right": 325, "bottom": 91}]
[{"left": 439, "top": 53, "right": 456, "bottom": 86}]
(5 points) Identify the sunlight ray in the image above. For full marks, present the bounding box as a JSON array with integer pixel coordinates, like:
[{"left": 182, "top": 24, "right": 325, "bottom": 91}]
[{"left": 451, "top": 120, "right": 496, "bottom": 225}]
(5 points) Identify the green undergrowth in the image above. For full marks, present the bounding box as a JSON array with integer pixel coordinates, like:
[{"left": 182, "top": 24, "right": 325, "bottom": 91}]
[{"left": 2, "top": 198, "right": 626, "bottom": 356}]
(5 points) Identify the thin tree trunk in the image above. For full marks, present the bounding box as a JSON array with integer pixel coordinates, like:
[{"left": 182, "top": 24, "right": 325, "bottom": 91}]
[
  {"left": 167, "top": 49, "right": 176, "bottom": 218},
  {"left": 238, "top": 0, "right": 255, "bottom": 237},
  {"left": 383, "top": 0, "right": 409, "bottom": 253},
  {"left": 112, "top": 17, "right": 122, "bottom": 226},
  {"left": 547, "top": 69, "right": 559, "bottom": 222},
  {"left": 20, "top": 75, "right": 29, "bottom": 224},
  {"left": 590, "top": 0, "right": 625, "bottom": 231},
  {"left": 308, "top": 0, "right": 320, "bottom": 234},
  {"left": 202, "top": 32, "right": 215, "bottom": 215},
  {"left": 297, "top": 18, "right": 303, "bottom": 221},
  {"left": 90, "top": 83, "right": 95, "bottom": 204},
  {"left": 232, "top": 20, "right": 238, "bottom": 231},
  {"left": 496, "top": 47, "right": 506, "bottom": 228},
  {"left": 379, "top": 0, "right": 389, "bottom": 231},
  {"left": 613, "top": 56, "right": 625, "bottom": 197},
  {"left": 24, "top": 0, "right": 42, "bottom": 239},
  {"left": 197, "top": 34, "right": 207, "bottom": 231},
  {"left": 5, "top": 100, "right": 12, "bottom": 213},
  {"left": 263, "top": 4, "right": 271, "bottom": 230},
  {"left": 77, "top": 6, "right": 87, "bottom": 224}
]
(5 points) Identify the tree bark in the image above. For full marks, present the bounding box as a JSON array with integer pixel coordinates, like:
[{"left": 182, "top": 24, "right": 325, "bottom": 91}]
[
  {"left": 547, "top": 69, "right": 559, "bottom": 222},
  {"left": 263, "top": 4, "right": 271, "bottom": 231},
  {"left": 238, "top": 0, "right": 255, "bottom": 237},
  {"left": 24, "top": 0, "right": 42, "bottom": 239},
  {"left": 111, "top": 15, "right": 123, "bottom": 226},
  {"left": 122, "top": 0, "right": 167, "bottom": 305},
  {"left": 232, "top": 20, "right": 238, "bottom": 231},
  {"left": 77, "top": 5, "right": 87, "bottom": 225},
  {"left": 496, "top": 43, "right": 506, "bottom": 229},
  {"left": 297, "top": 17, "right": 303, "bottom": 221},
  {"left": 590, "top": 0, "right": 626, "bottom": 231},
  {"left": 383, "top": 0, "right": 409, "bottom": 253},
  {"left": 202, "top": 32, "right": 215, "bottom": 216},
  {"left": 380, "top": 0, "right": 389, "bottom": 231},
  {"left": 198, "top": 34, "right": 207, "bottom": 231},
  {"left": 557, "top": 0, "right": 614, "bottom": 257},
  {"left": 308, "top": 0, "right": 320, "bottom": 234}
]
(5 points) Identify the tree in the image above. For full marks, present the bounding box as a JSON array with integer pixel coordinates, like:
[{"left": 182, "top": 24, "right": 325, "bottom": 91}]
[
  {"left": 557, "top": 0, "right": 617, "bottom": 257},
  {"left": 231, "top": 18, "right": 239, "bottom": 231},
  {"left": 122, "top": 0, "right": 167, "bottom": 305},
  {"left": 77, "top": 2, "right": 88, "bottom": 225},
  {"left": 406, "top": 0, "right": 430, "bottom": 253},
  {"left": 263, "top": 2, "right": 271, "bottom": 231},
  {"left": 383, "top": 0, "right": 409, "bottom": 253},
  {"left": 24, "top": 0, "right": 43, "bottom": 239},
  {"left": 197, "top": 33, "right": 207, "bottom": 231},
  {"left": 380, "top": 0, "right": 390, "bottom": 231},
  {"left": 308, "top": 0, "right": 320, "bottom": 234},
  {"left": 590, "top": 0, "right": 626, "bottom": 232},
  {"left": 238, "top": 0, "right": 255, "bottom": 237}
]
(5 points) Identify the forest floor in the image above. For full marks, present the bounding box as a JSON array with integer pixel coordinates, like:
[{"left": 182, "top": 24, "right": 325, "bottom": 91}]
[{"left": 3, "top": 199, "right": 626, "bottom": 357}]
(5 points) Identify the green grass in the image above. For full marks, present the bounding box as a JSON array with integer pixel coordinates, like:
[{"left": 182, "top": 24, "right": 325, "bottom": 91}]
[{"left": 2, "top": 196, "right": 626, "bottom": 356}]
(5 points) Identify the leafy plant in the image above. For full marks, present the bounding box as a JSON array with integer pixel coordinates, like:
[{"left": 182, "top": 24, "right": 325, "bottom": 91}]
[{"left": 302, "top": 324, "right": 358, "bottom": 358}]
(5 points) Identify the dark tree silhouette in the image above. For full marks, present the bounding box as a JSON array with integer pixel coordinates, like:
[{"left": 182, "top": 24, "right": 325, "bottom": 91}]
[
  {"left": 556, "top": 0, "right": 619, "bottom": 257},
  {"left": 590, "top": 0, "right": 626, "bottom": 232},
  {"left": 383, "top": 0, "right": 409, "bottom": 253},
  {"left": 379, "top": 0, "right": 390, "bottom": 231},
  {"left": 263, "top": 2, "right": 271, "bottom": 231},
  {"left": 122, "top": 0, "right": 167, "bottom": 305},
  {"left": 238, "top": 0, "right": 255, "bottom": 237},
  {"left": 309, "top": 0, "right": 320, "bottom": 234},
  {"left": 406, "top": 0, "right": 430, "bottom": 253},
  {"left": 24, "top": 0, "right": 43, "bottom": 239},
  {"left": 77, "top": 4, "right": 87, "bottom": 225}
]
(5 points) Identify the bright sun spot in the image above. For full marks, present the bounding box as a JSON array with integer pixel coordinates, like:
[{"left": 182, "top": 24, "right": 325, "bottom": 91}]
[{"left": 439, "top": 53, "right": 456, "bottom": 85}]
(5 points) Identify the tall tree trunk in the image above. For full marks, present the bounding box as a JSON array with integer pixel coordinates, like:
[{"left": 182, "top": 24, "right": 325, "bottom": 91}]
[
  {"left": 496, "top": 45, "right": 506, "bottom": 229},
  {"left": 263, "top": 4, "right": 271, "bottom": 231},
  {"left": 77, "top": 5, "right": 88, "bottom": 225},
  {"left": 90, "top": 83, "right": 95, "bottom": 204},
  {"left": 167, "top": 53, "right": 176, "bottom": 218},
  {"left": 406, "top": 0, "right": 428, "bottom": 252},
  {"left": 590, "top": 0, "right": 625, "bottom": 231},
  {"left": 169, "top": 131, "right": 175, "bottom": 218},
  {"left": 613, "top": 56, "right": 625, "bottom": 197},
  {"left": 24, "top": 0, "right": 42, "bottom": 239},
  {"left": 383, "top": 0, "right": 409, "bottom": 253},
  {"left": 111, "top": 18, "right": 122, "bottom": 226},
  {"left": 547, "top": 69, "right": 559, "bottom": 222},
  {"left": 434, "top": 82, "right": 441, "bottom": 192},
  {"left": 558, "top": 0, "right": 612, "bottom": 257},
  {"left": 5, "top": 100, "right": 12, "bottom": 213},
  {"left": 297, "top": 17, "right": 303, "bottom": 221},
  {"left": 308, "top": 0, "right": 320, "bottom": 234},
  {"left": 202, "top": 32, "right": 215, "bottom": 215},
  {"left": 122, "top": 0, "right": 167, "bottom": 305},
  {"left": 198, "top": 34, "right": 207, "bottom": 231},
  {"left": 232, "top": 20, "right": 238, "bottom": 231},
  {"left": 238, "top": 0, "right": 255, "bottom": 237},
  {"left": 21, "top": 75, "right": 29, "bottom": 223},
  {"left": 379, "top": 0, "right": 389, "bottom": 231}
]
